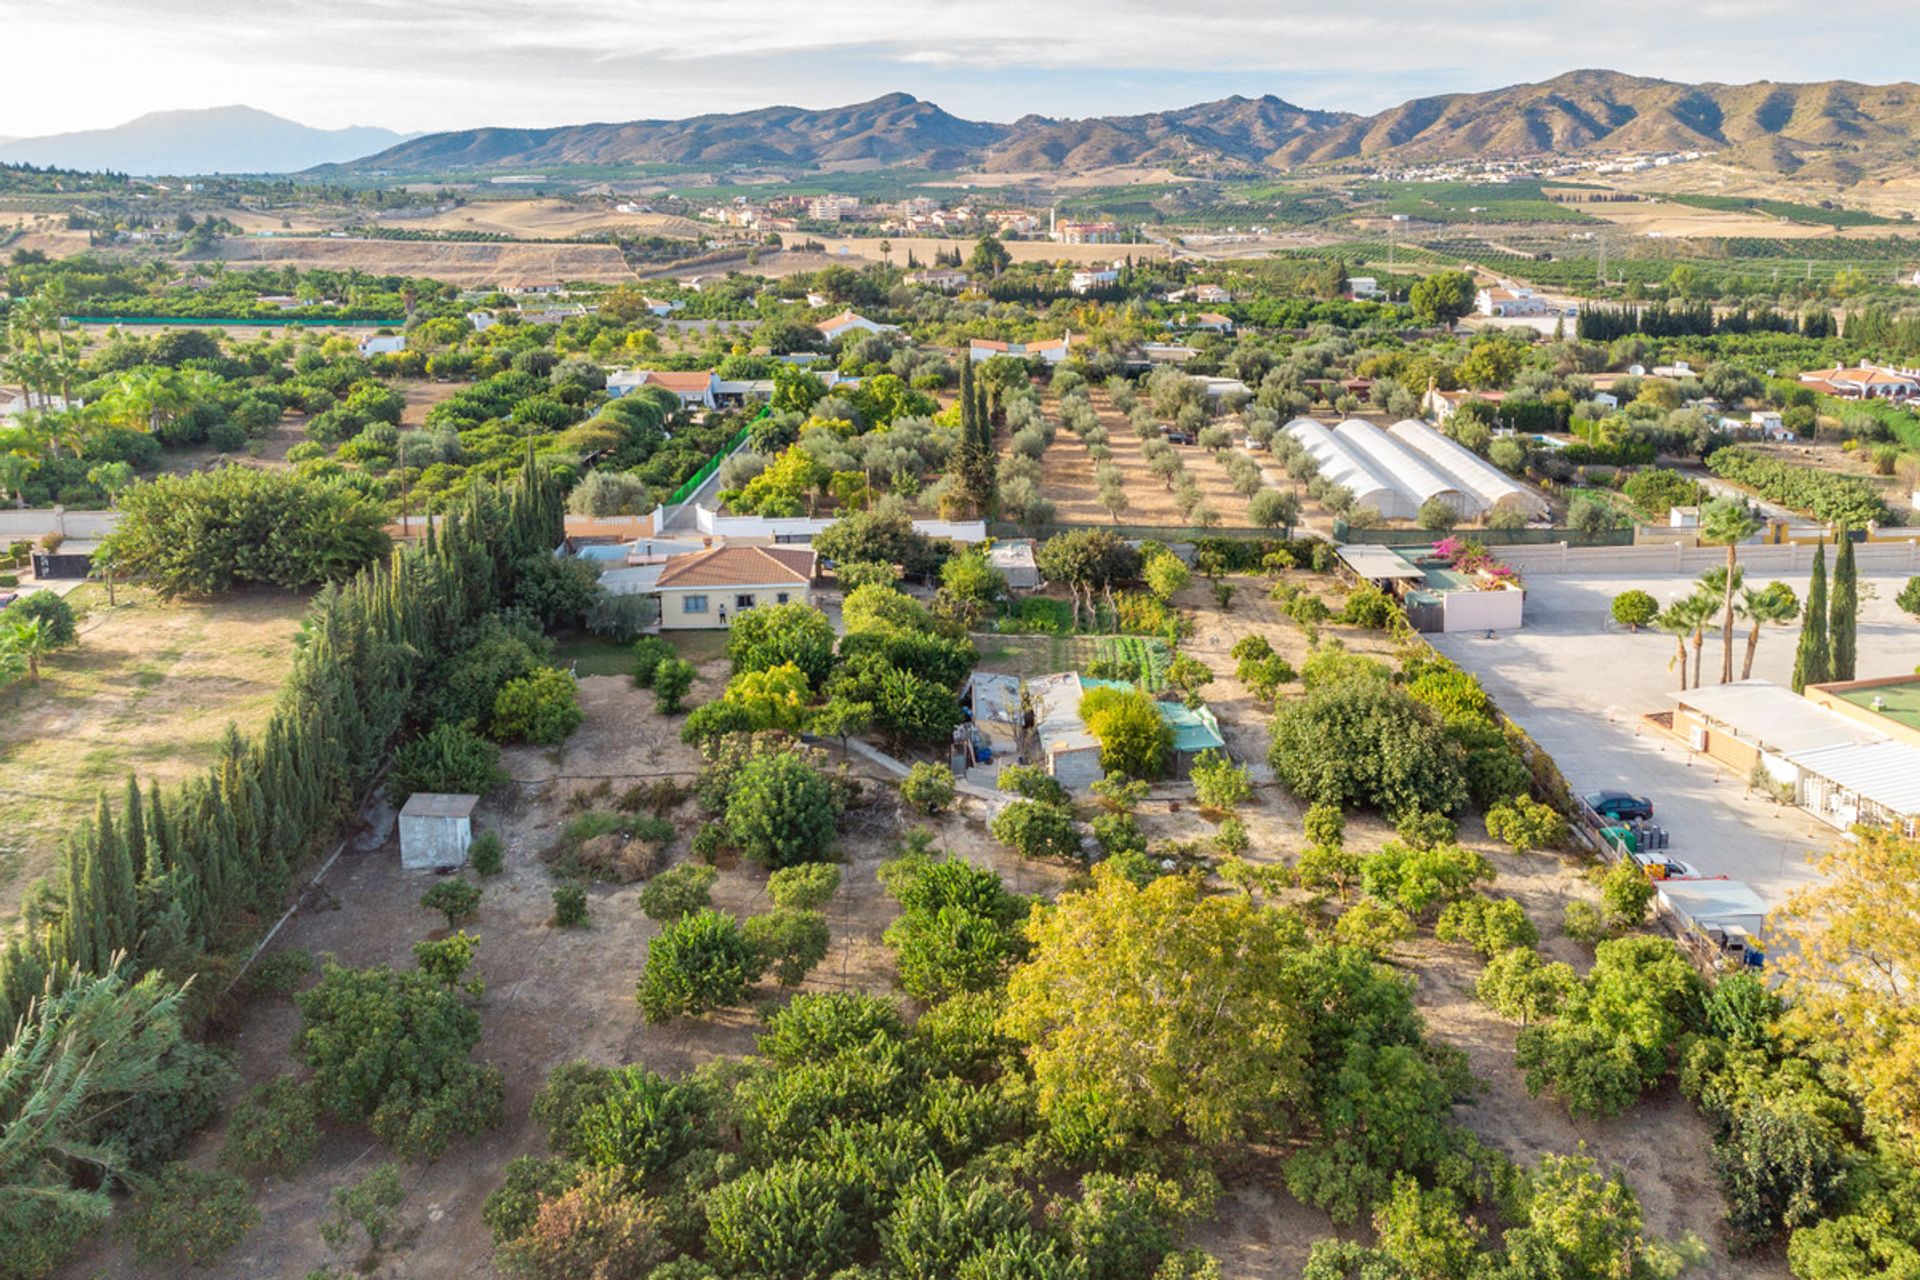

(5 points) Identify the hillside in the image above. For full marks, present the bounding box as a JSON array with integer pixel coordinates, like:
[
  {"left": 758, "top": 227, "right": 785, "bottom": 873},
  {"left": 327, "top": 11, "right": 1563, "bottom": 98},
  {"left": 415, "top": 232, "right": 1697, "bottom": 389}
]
[
  {"left": 1272, "top": 70, "right": 1920, "bottom": 174},
  {"left": 0, "top": 106, "right": 411, "bottom": 175},
  {"left": 347, "top": 93, "right": 999, "bottom": 172},
  {"left": 324, "top": 72, "right": 1920, "bottom": 187}
]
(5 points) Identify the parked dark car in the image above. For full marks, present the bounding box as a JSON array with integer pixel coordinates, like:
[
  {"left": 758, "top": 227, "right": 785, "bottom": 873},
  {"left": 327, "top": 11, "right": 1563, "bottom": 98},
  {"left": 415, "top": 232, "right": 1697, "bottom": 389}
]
[{"left": 1584, "top": 790, "right": 1654, "bottom": 821}]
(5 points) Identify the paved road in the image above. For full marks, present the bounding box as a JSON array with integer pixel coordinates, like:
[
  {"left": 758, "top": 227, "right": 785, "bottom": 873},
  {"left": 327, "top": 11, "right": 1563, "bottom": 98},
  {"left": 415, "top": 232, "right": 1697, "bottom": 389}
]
[{"left": 1431, "top": 570, "right": 1920, "bottom": 916}]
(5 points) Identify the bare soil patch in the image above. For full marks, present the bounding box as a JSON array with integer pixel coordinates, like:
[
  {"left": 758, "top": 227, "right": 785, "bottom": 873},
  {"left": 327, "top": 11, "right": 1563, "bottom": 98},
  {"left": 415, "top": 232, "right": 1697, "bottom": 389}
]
[
  {"left": 215, "top": 236, "right": 637, "bottom": 285},
  {"left": 1034, "top": 388, "right": 1264, "bottom": 528}
]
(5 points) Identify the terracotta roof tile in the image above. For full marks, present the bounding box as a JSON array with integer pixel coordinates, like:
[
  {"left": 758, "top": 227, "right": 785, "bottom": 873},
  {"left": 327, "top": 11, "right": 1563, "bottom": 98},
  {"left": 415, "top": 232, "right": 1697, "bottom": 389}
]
[{"left": 654, "top": 545, "right": 816, "bottom": 589}]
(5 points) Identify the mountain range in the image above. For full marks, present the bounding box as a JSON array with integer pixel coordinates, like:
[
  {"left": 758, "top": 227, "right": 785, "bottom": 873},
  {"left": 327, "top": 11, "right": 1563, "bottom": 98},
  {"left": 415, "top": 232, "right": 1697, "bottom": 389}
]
[
  {"left": 333, "top": 71, "right": 1920, "bottom": 182},
  {"left": 0, "top": 106, "right": 412, "bottom": 175}
]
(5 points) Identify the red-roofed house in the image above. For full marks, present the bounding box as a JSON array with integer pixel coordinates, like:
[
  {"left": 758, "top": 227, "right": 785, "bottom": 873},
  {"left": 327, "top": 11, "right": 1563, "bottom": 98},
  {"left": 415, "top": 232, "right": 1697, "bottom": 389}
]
[
  {"left": 607, "top": 370, "right": 718, "bottom": 408},
  {"left": 1798, "top": 364, "right": 1920, "bottom": 401},
  {"left": 652, "top": 545, "right": 817, "bottom": 629}
]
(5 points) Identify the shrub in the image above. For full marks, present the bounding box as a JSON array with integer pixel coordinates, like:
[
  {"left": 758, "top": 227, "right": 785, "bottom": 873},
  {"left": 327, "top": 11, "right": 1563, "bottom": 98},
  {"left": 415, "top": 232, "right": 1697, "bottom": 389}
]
[
  {"left": 387, "top": 722, "right": 505, "bottom": 805},
  {"left": 1190, "top": 750, "right": 1252, "bottom": 812},
  {"left": 492, "top": 668, "right": 584, "bottom": 744},
  {"left": 470, "top": 830, "right": 506, "bottom": 875},
  {"left": 632, "top": 636, "right": 675, "bottom": 688},
  {"left": 1339, "top": 584, "right": 1400, "bottom": 629},
  {"left": 1080, "top": 684, "right": 1174, "bottom": 780},
  {"left": 1485, "top": 795, "right": 1567, "bottom": 853},
  {"left": 295, "top": 963, "right": 503, "bottom": 1159},
  {"left": 1213, "top": 816, "right": 1250, "bottom": 856},
  {"left": 1271, "top": 680, "right": 1468, "bottom": 819},
  {"left": 484, "top": 1156, "right": 580, "bottom": 1248},
  {"left": 757, "top": 992, "right": 906, "bottom": 1069},
  {"left": 571, "top": 1068, "right": 696, "bottom": 1178},
  {"left": 553, "top": 884, "right": 589, "bottom": 927},
  {"left": 1600, "top": 858, "right": 1655, "bottom": 930},
  {"left": 1296, "top": 842, "right": 1360, "bottom": 894},
  {"left": 767, "top": 863, "right": 841, "bottom": 910},
  {"left": 221, "top": 1076, "right": 321, "bottom": 1174},
  {"left": 881, "top": 850, "right": 1031, "bottom": 1000},
  {"left": 991, "top": 799, "right": 1083, "bottom": 862},
  {"left": 1333, "top": 898, "right": 1417, "bottom": 957},
  {"left": 1477, "top": 948, "right": 1576, "bottom": 1025},
  {"left": 414, "top": 930, "right": 484, "bottom": 996},
  {"left": 900, "top": 762, "right": 958, "bottom": 815},
  {"left": 420, "top": 877, "right": 482, "bottom": 927},
  {"left": 98, "top": 466, "right": 390, "bottom": 597},
  {"left": 1562, "top": 900, "right": 1609, "bottom": 943},
  {"left": 0, "top": 591, "right": 76, "bottom": 646},
  {"left": 123, "top": 1164, "right": 257, "bottom": 1265},
  {"left": 497, "top": 1168, "right": 671, "bottom": 1280},
  {"left": 320, "top": 1163, "right": 408, "bottom": 1260},
  {"left": 1302, "top": 802, "right": 1344, "bottom": 848},
  {"left": 743, "top": 908, "right": 831, "bottom": 986},
  {"left": 1436, "top": 895, "right": 1540, "bottom": 959},
  {"left": 1514, "top": 936, "right": 1706, "bottom": 1118},
  {"left": 637, "top": 908, "right": 762, "bottom": 1022},
  {"left": 997, "top": 764, "right": 1069, "bottom": 806},
  {"left": 727, "top": 602, "right": 836, "bottom": 687},
  {"left": 652, "top": 657, "right": 697, "bottom": 714},
  {"left": 725, "top": 752, "right": 837, "bottom": 869},
  {"left": 1610, "top": 589, "right": 1660, "bottom": 631},
  {"left": 883, "top": 1168, "right": 1032, "bottom": 1280},
  {"left": 704, "top": 1159, "right": 854, "bottom": 1280},
  {"left": 1393, "top": 809, "right": 1457, "bottom": 850},
  {"left": 1361, "top": 842, "right": 1494, "bottom": 918},
  {"left": 243, "top": 947, "right": 316, "bottom": 997},
  {"left": 639, "top": 864, "right": 719, "bottom": 921}
]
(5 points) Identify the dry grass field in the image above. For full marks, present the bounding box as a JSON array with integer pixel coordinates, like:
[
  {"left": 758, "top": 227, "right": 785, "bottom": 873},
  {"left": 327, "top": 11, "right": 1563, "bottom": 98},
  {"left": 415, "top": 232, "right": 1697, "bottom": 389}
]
[
  {"left": 215, "top": 235, "right": 637, "bottom": 284},
  {"left": 791, "top": 233, "right": 1166, "bottom": 266},
  {"left": 0, "top": 586, "right": 309, "bottom": 921},
  {"left": 1033, "top": 388, "right": 1265, "bottom": 528},
  {"left": 379, "top": 198, "right": 706, "bottom": 241}
]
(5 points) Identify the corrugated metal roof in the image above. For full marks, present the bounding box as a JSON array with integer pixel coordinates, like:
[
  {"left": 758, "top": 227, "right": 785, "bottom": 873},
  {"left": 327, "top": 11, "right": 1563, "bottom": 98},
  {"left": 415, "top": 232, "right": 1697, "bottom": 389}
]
[
  {"left": 1657, "top": 879, "right": 1769, "bottom": 926},
  {"left": 1337, "top": 544, "right": 1428, "bottom": 580},
  {"left": 1082, "top": 679, "right": 1226, "bottom": 754},
  {"left": 1031, "top": 672, "right": 1097, "bottom": 756},
  {"left": 1677, "top": 680, "right": 1883, "bottom": 756},
  {"left": 1787, "top": 739, "right": 1920, "bottom": 816}
]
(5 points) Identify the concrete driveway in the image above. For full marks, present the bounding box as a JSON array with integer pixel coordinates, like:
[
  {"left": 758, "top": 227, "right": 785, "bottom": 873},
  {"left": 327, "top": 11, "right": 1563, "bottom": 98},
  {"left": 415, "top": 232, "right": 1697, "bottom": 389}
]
[{"left": 1431, "top": 570, "right": 1920, "bottom": 915}]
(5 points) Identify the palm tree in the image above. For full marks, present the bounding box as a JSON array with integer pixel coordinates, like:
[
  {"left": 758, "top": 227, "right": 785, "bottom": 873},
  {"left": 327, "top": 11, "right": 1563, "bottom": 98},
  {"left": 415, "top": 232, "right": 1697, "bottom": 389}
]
[
  {"left": 1675, "top": 591, "right": 1718, "bottom": 690},
  {"left": 1739, "top": 581, "right": 1801, "bottom": 680},
  {"left": 1654, "top": 603, "right": 1695, "bottom": 691},
  {"left": 1699, "top": 498, "right": 1761, "bottom": 684},
  {"left": 3, "top": 616, "right": 54, "bottom": 681}
]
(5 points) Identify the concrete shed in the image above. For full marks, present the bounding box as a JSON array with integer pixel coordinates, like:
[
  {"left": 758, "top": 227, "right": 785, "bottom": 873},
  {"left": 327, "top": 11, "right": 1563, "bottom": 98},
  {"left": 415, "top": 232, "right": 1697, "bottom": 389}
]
[
  {"left": 988, "top": 540, "right": 1041, "bottom": 591},
  {"left": 399, "top": 793, "right": 478, "bottom": 870}
]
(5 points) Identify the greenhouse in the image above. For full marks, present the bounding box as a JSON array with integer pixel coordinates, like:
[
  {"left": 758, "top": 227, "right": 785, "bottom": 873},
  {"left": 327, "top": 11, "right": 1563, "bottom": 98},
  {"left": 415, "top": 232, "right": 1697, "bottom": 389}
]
[
  {"left": 1387, "top": 419, "right": 1550, "bottom": 519},
  {"left": 1282, "top": 418, "right": 1415, "bottom": 518}
]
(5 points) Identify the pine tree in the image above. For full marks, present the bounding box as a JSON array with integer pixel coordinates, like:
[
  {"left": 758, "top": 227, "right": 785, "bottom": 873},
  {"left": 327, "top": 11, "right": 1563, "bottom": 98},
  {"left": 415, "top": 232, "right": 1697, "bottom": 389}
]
[
  {"left": 1830, "top": 531, "right": 1858, "bottom": 682},
  {"left": 1792, "top": 541, "right": 1832, "bottom": 693}
]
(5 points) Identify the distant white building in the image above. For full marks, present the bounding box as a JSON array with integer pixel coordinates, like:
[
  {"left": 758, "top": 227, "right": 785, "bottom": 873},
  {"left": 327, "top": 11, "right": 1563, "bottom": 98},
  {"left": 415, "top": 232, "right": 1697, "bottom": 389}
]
[
  {"left": 1475, "top": 285, "right": 1551, "bottom": 317},
  {"left": 969, "top": 333, "right": 1076, "bottom": 365},
  {"left": 1191, "top": 283, "right": 1231, "bottom": 303},
  {"left": 1069, "top": 266, "right": 1120, "bottom": 295},
  {"left": 1348, "top": 276, "right": 1383, "bottom": 299},
  {"left": 358, "top": 334, "right": 405, "bottom": 358},
  {"left": 815, "top": 310, "right": 896, "bottom": 342}
]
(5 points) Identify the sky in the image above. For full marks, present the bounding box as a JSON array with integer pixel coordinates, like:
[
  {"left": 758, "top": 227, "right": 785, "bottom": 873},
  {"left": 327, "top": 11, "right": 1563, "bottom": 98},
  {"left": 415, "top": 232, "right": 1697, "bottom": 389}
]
[{"left": 2, "top": 0, "right": 1917, "bottom": 139}]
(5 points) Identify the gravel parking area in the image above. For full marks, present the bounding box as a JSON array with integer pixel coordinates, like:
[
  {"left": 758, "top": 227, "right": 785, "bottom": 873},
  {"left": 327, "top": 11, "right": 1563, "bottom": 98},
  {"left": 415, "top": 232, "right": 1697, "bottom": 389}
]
[{"left": 1431, "top": 570, "right": 1920, "bottom": 915}]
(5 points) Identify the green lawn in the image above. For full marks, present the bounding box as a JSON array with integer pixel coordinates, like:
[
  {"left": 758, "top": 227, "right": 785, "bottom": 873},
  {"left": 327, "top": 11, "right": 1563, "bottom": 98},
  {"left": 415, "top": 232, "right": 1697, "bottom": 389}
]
[{"left": 552, "top": 634, "right": 639, "bottom": 677}]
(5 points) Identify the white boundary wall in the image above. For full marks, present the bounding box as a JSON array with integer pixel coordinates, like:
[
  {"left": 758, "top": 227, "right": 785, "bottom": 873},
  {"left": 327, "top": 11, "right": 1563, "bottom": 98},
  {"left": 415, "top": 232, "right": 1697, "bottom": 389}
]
[
  {"left": 0, "top": 509, "right": 122, "bottom": 539},
  {"left": 1499, "top": 540, "right": 1920, "bottom": 576},
  {"left": 694, "top": 505, "right": 987, "bottom": 543}
]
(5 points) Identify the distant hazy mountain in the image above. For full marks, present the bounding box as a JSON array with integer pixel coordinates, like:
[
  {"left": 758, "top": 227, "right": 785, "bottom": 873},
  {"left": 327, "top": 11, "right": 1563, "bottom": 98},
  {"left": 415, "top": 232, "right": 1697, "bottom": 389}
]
[
  {"left": 0, "top": 106, "right": 412, "bottom": 175},
  {"left": 327, "top": 72, "right": 1920, "bottom": 184}
]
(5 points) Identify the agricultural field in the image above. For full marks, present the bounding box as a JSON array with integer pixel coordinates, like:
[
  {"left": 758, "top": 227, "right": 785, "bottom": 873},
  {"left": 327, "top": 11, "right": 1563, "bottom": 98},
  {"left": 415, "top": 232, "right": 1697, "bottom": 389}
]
[
  {"left": 0, "top": 586, "right": 309, "bottom": 920},
  {"left": 214, "top": 234, "right": 639, "bottom": 284},
  {"left": 371, "top": 198, "right": 707, "bottom": 242},
  {"left": 1032, "top": 388, "right": 1264, "bottom": 528}
]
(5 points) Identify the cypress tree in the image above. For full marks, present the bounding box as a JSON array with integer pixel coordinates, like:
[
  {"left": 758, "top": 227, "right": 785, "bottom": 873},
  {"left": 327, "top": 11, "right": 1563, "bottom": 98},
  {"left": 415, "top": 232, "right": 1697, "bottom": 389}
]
[
  {"left": 1830, "top": 531, "right": 1858, "bottom": 682},
  {"left": 95, "top": 794, "right": 137, "bottom": 958},
  {"left": 123, "top": 776, "right": 147, "bottom": 885},
  {"left": 1792, "top": 541, "right": 1831, "bottom": 693}
]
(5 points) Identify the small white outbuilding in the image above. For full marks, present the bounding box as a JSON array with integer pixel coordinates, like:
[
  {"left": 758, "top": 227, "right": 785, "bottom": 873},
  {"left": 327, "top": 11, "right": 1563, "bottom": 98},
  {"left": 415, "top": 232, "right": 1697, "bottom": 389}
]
[{"left": 399, "top": 793, "right": 478, "bottom": 871}]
